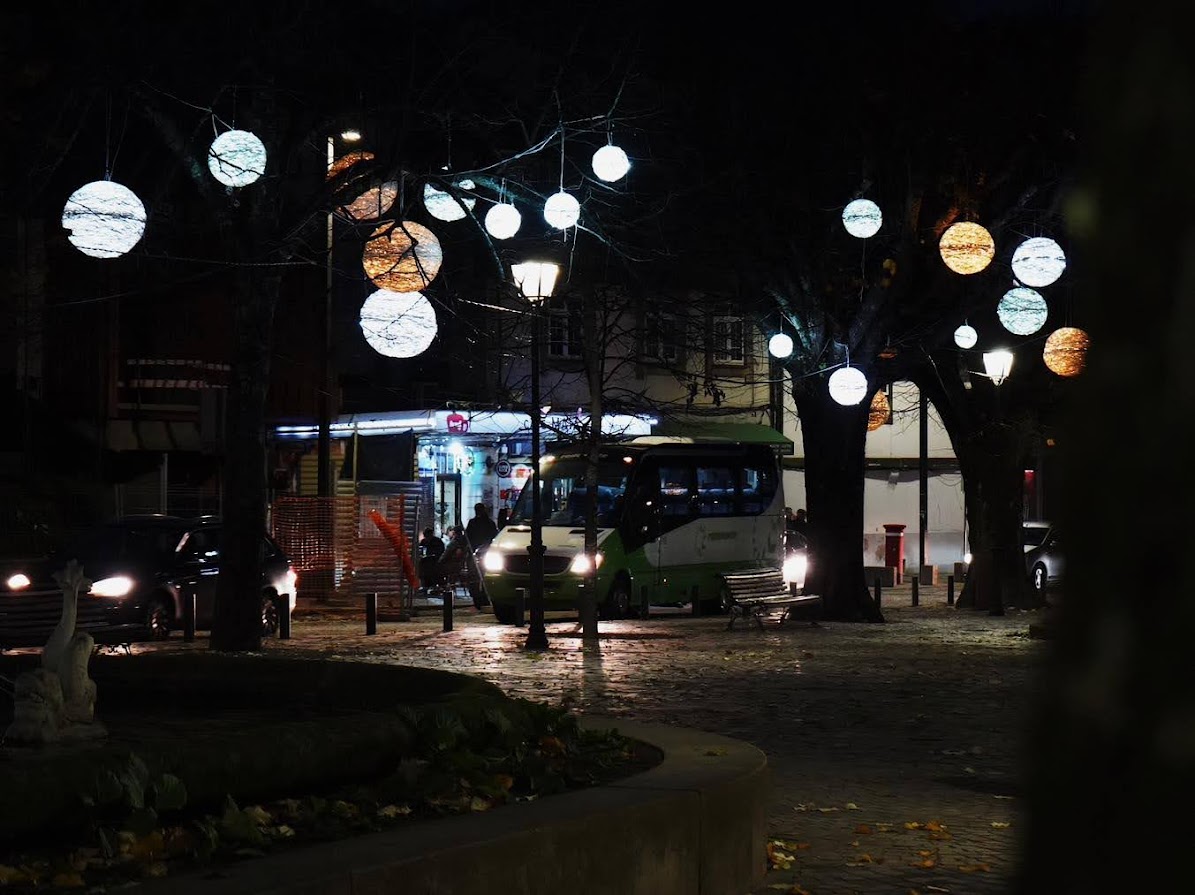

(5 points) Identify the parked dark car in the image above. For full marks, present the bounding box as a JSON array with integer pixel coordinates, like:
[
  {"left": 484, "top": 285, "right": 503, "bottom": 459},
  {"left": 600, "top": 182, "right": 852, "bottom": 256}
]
[
  {"left": 1, "top": 515, "right": 296, "bottom": 648},
  {"left": 1023, "top": 521, "right": 1064, "bottom": 599}
]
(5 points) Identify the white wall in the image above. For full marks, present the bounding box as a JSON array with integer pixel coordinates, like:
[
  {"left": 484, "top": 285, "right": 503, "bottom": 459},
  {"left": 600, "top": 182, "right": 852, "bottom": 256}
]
[{"left": 783, "top": 381, "right": 967, "bottom": 571}]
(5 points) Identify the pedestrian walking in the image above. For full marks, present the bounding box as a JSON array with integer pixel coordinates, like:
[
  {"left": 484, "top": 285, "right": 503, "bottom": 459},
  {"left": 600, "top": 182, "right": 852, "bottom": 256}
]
[{"left": 465, "top": 503, "right": 499, "bottom": 551}]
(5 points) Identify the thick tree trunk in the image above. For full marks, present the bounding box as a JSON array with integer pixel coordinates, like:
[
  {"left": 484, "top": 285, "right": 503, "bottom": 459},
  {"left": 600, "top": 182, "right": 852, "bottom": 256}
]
[
  {"left": 794, "top": 383, "right": 882, "bottom": 622},
  {"left": 954, "top": 418, "right": 1033, "bottom": 613},
  {"left": 211, "top": 259, "right": 279, "bottom": 651},
  {"left": 1015, "top": 5, "right": 1195, "bottom": 890}
]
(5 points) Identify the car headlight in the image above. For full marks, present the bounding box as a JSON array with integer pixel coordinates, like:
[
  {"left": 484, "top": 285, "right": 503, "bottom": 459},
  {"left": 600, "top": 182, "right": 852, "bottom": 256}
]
[
  {"left": 5, "top": 573, "right": 31, "bottom": 591},
  {"left": 782, "top": 553, "right": 807, "bottom": 585},
  {"left": 569, "top": 553, "right": 603, "bottom": 575},
  {"left": 90, "top": 576, "right": 134, "bottom": 598},
  {"left": 283, "top": 566, "right": 298, "bottom": 594},
  {"left": 482, "top": 550, "right": 505, "bottom": 573}
]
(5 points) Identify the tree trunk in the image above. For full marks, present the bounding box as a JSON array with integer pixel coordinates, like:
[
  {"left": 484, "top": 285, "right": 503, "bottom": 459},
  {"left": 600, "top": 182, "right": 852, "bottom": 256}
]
[
  {"left": 1015, "top": 4, "right": 1195, "bottom": 889},
  {"left": 794, "top": 382, "right": 882, "bottom": 622},
  {"left": 954, "top": 418, "right": 1032, "bottom": 613},
  {"left": 210, "top": 211, "right": 281, "bottom": 651}
]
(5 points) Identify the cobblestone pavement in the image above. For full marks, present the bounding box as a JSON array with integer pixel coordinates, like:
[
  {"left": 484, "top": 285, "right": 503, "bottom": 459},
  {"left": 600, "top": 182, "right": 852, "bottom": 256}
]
[{"left": 152, "top": 587, "right": 1050, "bottom": 895}]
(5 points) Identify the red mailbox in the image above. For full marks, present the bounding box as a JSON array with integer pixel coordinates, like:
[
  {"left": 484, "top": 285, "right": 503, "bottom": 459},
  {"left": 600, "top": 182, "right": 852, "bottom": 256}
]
[{"left": 883, "top": 524, "right": 907, "bottom": 583}]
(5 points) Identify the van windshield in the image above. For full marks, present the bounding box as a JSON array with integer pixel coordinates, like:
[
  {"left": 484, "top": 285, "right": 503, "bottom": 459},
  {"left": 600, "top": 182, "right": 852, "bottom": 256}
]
[{"left": 508, "top": 457, "right": 630, "bottom": 527}]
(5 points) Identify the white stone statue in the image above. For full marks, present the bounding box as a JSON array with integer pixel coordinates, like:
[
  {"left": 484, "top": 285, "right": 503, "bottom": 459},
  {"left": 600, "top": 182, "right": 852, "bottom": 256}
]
[{"left": 3, "top": 559, "right": 106, "bottom": 745}]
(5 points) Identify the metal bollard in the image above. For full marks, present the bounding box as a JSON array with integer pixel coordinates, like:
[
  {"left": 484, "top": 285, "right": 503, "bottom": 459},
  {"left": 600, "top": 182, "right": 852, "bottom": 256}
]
[
  {"left": 366, "top": 592, "right": 378, "bottom": 635},
  {"left": 640, "top": 585, "right": 650, "bottom": 619},
  {"left": 911, "top": 575, "right": 919, "bottom": 607},
  {"left": 691, "top": 585, "right": 701, "bottom": 616},
  {"left": 947, "top": 574, "right": 955, "bottom": 607},
  {"left": 277, "top": 594, "right": 291, "bottom": 640},
  {"left": 515, "top": 588, "right": 526, "bottom": 627},
  {"left": 442, "top": 587, "right": 453, "bottom": 632},
  {"left": 874, "top": 576, "right": 882, "bottom": 609},
  {"left": 183, "top": 592, "right": 196, "bottom": 643}
]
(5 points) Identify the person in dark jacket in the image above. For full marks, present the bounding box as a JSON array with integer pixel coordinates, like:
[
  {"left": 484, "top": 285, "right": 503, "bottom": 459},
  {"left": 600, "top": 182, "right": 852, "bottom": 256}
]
[{"left": 465, "top": 503, "right": 499, "bottom": 551}]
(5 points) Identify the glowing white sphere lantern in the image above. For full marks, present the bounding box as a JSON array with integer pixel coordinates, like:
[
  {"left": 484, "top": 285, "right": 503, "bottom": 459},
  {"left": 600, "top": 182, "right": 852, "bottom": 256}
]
[
  {"left": 359, "top": 289, "right": 438, "bottom": 358},
  {"left": 954, "top": 324, "right": 978, "bottom": 349},
  {"left": 208, "top": 129, "right": 267, "bottom": 187},
  {"left": 362, "top": 221, "right": 443, "bottom": 293},
  {"left": 828, "top": 366, "right": 869, "bottom": 406},
  {"left": 591, "top": 145, "right": 630, "bottom": 182},
  {"left": 768, "top": 333, "right": 794, "bottom": 358},
  {"left": 484, "top": 202, "right": 522, "bottom": 240},
  {"left": 939, "top": 222, "right": 995, "bottom": 275},
  {"left": 61, "top": 180, "right": 147, "bottom": 259},
  {"left": 544, "top": 191, "right": 581, "bottom": 230},
  {"left": 424, "top": 180, "right": 476, "bottom": 222},
  {"left": 997, "top": 287, "right": 1048, "bottom": 335},
  {"left": 1011, "top": 236, "right": 1066, "bottom": 287},
  {"left": 842, "top": 199, "right": 882, "bottom": 239}
]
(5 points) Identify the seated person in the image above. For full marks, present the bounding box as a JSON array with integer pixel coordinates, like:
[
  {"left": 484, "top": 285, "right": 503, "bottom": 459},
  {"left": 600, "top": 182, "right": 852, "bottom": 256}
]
[{"left": 418, "top": 527, "right": 446, "bottom": 589}]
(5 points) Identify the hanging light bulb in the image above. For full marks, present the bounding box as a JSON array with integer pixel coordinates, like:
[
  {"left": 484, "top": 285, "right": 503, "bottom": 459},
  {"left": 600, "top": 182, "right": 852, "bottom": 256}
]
[
  {"left": 867, "top": 390, "right": 891, "bottom": 431},
  {"left": 591, "top": 144, "right": 631, "bottom": 182},
  {"left": 544, "top": 191, "right": 580, "bottom": 229},
  {"left": 484, "top": 202, "right": 522, "bottom": 240},
  {"left": 828, "top": 366, "right": 869, "bottom": 406},
  {"left": 208, "top": 129, "right": 267, "bottom": 187},
  {"left": 768, "top": 333, "right": 794, "bottom": 358}
]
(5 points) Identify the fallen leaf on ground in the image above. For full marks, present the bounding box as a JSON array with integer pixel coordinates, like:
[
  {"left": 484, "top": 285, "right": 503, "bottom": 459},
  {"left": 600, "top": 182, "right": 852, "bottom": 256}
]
[
  {"left": 990, "top": 821, "right": 1010, "bottom": 829},
  {"left": 846, "top": 802, "right": 860, "bottom": 810},
  {"left": 905, "top": 822, "right": 923, "bottom": 830},
  {"left": 910, "top": 857, "right": 937, "bottom": 869},
  {"left": 854, "top": 824, "right": 873, "bottom": 835},
  {"left": 925, "top": 821, "right": 946, "bottom": 832},
  {"left": 958, "top": 863, "right": 991, "bottom": 873}
]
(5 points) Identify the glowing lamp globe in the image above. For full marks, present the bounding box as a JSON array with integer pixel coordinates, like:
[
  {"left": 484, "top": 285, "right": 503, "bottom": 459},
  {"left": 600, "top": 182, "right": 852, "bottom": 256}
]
[
  {"left": 362, "top": 221, "right": 443, "bottom": 293},
  {"left": 424, "top": 180, "right": 477, "bottom": 222},
  {"left": 341, "top": 181, "right": 398, "bottom": 221},
  {"left": 484, "top": 202, "right": 522, "bottom": 240},
  {"left": 544, "top": 191, "right": 581, "bottom": 230},
  {"left": 1011, "top": 236, "right": 1066, "bottom": 288},
  {"left": 828, "top": 366, "right": 869, "bottom": 406},
  {"left": 954, "top": 324, "right": 978, "bottom": 349},
  {"left": 842, "top": 199, "right": 882, "bottom": 238},
  {"left": 61, "top": 180, "right": 147, "bottom": 259},
  {"left": 359, "top": 289, "right": 438, "bottom": 358},
  {"left": 208, "top": 129, "right": 267, "bottom": 187},
  {"left": 939, "top": 222, "right": 995, "bottom": 275},
  {"left": 997, "top": 287, "right": 1048, "bottom": 335},
  {"left": 867, "top": 390, "right": 890, "bottom": 431},
  {"left": 1043, "top": 327, "right": 1090, "bottom": 377},
  {"left": 768, "top": 333, "right": 794, "bottom": 358},
  {"left": 592, "top": 145, "right": 631, "bottom": 182},
  {"left": 982, "top": 349, "right": 1014, "bottom": 385}
]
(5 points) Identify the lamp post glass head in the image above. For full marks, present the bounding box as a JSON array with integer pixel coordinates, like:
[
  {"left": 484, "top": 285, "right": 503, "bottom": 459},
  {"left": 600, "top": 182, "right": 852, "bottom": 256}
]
[
  {"left": 511, "top": 261, "right": 560, "bottom": 303},
  {"left": 982, "top": 349, "right": 1014, "bottom": 385}
]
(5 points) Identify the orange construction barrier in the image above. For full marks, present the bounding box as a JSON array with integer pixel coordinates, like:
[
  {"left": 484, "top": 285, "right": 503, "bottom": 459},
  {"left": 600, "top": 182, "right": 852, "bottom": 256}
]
[{"left": 368, "top": 507, "right": 419, "bottom": 591}]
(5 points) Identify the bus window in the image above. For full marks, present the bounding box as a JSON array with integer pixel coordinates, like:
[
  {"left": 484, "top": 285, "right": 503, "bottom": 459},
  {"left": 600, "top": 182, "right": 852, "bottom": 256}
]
[
  {"left": 657, "top": 463, "right": 695, "bottom": 518},
  {"left": 740, "top": 457, "right": 778, "bottom": 515},
  {"left": 509, "top": 457, "right": 629, "bottom": 527},
  {"left": 695, "top": 463, "right": 737, "bottom": 516}
]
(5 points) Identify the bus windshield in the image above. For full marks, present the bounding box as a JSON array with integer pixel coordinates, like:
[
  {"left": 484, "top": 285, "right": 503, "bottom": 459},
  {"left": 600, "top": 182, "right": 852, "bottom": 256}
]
[{"left": 508, "top": 456, "right": 631, "bottom": 528}]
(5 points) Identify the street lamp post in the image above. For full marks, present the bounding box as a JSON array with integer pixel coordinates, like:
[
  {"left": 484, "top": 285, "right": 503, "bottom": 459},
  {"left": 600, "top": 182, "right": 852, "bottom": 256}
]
[{"left": 511, "top": 260, "right": 560, "bottom": 651}]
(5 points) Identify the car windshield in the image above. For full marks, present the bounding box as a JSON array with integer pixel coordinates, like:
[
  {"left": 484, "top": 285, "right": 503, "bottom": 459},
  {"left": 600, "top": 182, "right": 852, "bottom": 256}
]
[
  {"left": 508, "top": 457, "right": 630, "bottom": 527},
  {"left": 1022, "top": 525, "right": 1051, "bottom": 548},
  {"left": 56, "top": 526, "right": 184, "bottom": 564}
]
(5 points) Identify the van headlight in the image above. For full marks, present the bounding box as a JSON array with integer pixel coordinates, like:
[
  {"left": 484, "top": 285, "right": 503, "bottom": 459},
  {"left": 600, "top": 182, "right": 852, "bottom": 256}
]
[
  {"left": 483, "top": 550, "right": 505, "bottom": 573},
  {"left": 90, "top": 576, "right": 134, "bottom": 598},
  {"left": 569, "top": 553, "right": 603, "bottom": 575},
  {"left": 5, "top": 573, "right": 31, "bottom": 591}
]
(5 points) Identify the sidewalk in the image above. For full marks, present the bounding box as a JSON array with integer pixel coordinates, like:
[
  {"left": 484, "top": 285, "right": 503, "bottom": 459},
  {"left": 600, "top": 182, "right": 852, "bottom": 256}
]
[{"left": 275, "top": 582, "right": 1046, "bottom": 894}]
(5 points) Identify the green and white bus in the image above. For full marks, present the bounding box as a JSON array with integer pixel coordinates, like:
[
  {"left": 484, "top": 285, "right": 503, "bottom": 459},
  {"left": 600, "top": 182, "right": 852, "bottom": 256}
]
[{"left": 482, "top": 432, "right": 791, "bottom": 623}]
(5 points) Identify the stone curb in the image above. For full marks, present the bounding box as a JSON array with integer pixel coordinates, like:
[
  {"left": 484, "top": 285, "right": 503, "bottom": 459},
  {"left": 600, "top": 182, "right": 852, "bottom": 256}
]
[{"left": 133, "top": 719, "right": 769, "bottom": 895}]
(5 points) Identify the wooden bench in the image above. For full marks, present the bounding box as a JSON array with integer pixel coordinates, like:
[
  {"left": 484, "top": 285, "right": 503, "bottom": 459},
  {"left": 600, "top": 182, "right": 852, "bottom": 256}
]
[{"left": 720, "top": 568, "right": 823, "bottom": 630}]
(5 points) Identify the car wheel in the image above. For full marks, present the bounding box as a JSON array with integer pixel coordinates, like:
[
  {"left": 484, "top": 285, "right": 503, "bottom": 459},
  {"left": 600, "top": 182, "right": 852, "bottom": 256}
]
[
  {"left": 261, "top": 593, "right": 281, "bottom": 637},
  {"left": 601, "top": 575, "right": 631, "bottom": 620},
  {"left": 145, "top": 598, "right": 173, "bottom": 641},
  {"left": 492, "top": 602, "right": 519, "bottom": 625},
  {"left": 1031, "top": 564, "right": 1048, "bottom": 596}
]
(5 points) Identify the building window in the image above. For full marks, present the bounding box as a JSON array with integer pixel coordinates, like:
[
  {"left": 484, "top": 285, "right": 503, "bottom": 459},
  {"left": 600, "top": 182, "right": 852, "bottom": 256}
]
[
  {"left": 547, "top": 306, "right": 582, "bottom": 358},
  {"left": 642, "top": 312, "right": 679, "bottom": 364},
  {"left": 712, "top": 314, "right": 745, "bottom": 365}
]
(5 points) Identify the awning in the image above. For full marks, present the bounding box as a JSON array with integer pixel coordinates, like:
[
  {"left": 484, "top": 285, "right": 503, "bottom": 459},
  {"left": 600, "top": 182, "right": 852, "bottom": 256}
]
[{"left": 649, "top": 421, "right": 794, "bottom": 455}]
